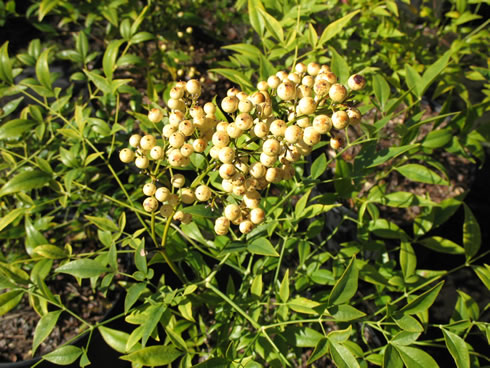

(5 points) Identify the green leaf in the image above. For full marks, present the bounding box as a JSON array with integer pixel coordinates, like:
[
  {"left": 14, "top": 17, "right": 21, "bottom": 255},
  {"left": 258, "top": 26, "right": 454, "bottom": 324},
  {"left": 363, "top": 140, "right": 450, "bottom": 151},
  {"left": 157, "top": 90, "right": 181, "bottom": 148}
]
[
  {"left": 295, "top": 187, "right": 312, "bottom": 218},
  {"left": 308, "top": 338, "right": 329, "bottom": 365},
  {"left": 120, "top": 345, "right": 183, "bottom": 366},
  {"left": 373, "top": 74, "right": 390, "bottom": 110},
  {"left": 141, "top": 304, "right": 165, "bottom": 346},
  {"left": 248, "top": 0, "right": 265, "bottom": 37},
  {"left": 130, "top": 32, "right": 154, "bottom": 44},
  {"left": 38, "top": 0, "right": 61, "bottom": 21},
  {"left": 257, "top": 8, "right": 284, "bottom": 43},
  {"left": 33, "top": 245, "right": 67, "bottom": 259},
  {"left": 311, "top": 153, "right": 327, "bottom": 179},
  {"left": 288, "top": 297, "right": 321, "bottom": 315},
  {"left": 463, "top": 203, "right": 480, "bottom": 260},
  {"left": 328, "top": 304, "right": 366, "bottom": 321},
  {"left": 329, "top": 341, "right": 360, "bottom": 368},
  {"left": 318, "top": 10, "right": 360, "bottom": 47},
  {"left": 330, "top": 47, "right": 350, "bottom": 84},
  {"left": 366, "top": 144, "right": 419, "bottom": 168},
  {"left": 125, "top": 283, "right": 146, "bottom": 314},
  {"left": 33, "top": 310, "right": 62, "bottom": 354},
  {"left": 472, "top": 264, "right": 490, "bottom": 290},
  {"left": 0, "top": 41, "right": 13, "bottom": 84},
  {"left": 222, "top": 43, "right": 262, "bottom": 59},
  {"left": 394, "top": 345, "right": 439, "bottom": 368},
  {"left": 405, "top": 64, "right": 423, "bottom": 97},
  {"left": 422, "top": 128, "right": 453, "bottom": 148},
  {"left": 328, "top": 256, "right": 358, "bottom": 305},
  {"left": 193, "top": 358, "right": 230, "bottom": 368},
  {"left": 36, "top": 48, "right": 52, "bottom": 90},
  {"left": 401, "top": 280, "right": 444, "bottom": 315},
  {"left": 0, "top": 290, "right": 24, "bottom": 317},
  {"left": 391, "top": 331, "right": 421, "bottom": 346},
  {"left": 442, "top": 329, "right": 470, "bottom": 368},
  {"left": 99, "top": 326, "right": 140, "bottom": 354},
  {"left": 368, "top": 218, "right": 407, "bottom": 239},
  {"left": 84, "top": 70, "right": 112, "bottom": 94},
  {"left": 84, "top": 215, "right": 119, "bottom": 232},
  {"left": 0, "top": 207, "right": 25, "bottom": 232},
  {"left": 248, "top": 237, "right": 279, "bottom": 256},
  {"left": 210, "top": 68, "right": 254, "bottom": 92},
  {"left": 0, "top": 169, "right": 51, "bottom": 197},
  {"left": 0, "top": 119, "right": 37, "bottom": 140},
  {"left": 384, "top": 344, "right": 404, "bottom": 368},
  {"left": 251, "top": 274, "right": 263, "bottom": 297},
  {"left": 400, "top": 241, "right": 416, "bottom": 281},
  {"left": 43, "top": 345, "right": 82, "bottom": 365},
  {"left": 279, "top": 269, "right": 290, "bottom": 302},
  {"left": 395, "top": 164, "right": 448, "bottom": 185},
  {"left": 420, "top": 50, "right": 452, "bottom": 96},
  {"left": 393, "top": 313, "right": 423, "bottom": 332},
  {"left": 418, "top": 237, "right": 464, "bottom": 255},
  {"left": 56, "top": 259, "right": 109, "bottom": 278},
  {"left": 103, "top": 40, "right": 124, "bottom": 82}
]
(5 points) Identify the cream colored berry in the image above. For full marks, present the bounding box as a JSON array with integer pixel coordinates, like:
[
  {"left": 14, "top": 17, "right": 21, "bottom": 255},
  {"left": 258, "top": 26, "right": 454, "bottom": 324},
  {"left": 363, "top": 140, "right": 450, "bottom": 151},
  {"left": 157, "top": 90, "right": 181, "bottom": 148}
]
[
  {"left": 329, "top": 84, "right": 348, "bottom": 103},
  {"left": 285, "top": 125, "right": 302, "bottom": 144},
  {"left": 302, "top": 75, "right": 314, "bottom": 87},
  {"left": 167, "top": 98, "right": 184, "bottom": 111},
  {"left": 167, "top": 149, "right": 183, "bottom": 166},
  {"left": 209, "top": 146, "right": 221, "bottom": 160},
  {"left": 250, "top": 208, "right": 265, "bottom": 224},
  {"left": 346, "top": 108, "right": 362, "bottom": 125},
  {"left": 171, "top": 174, "right": 186, "bottom": 188},
  {"left": 215, "top": 216, "right": 230, "bottom": 230},
  {"left": 219, "top": 163, "right": 236, "bottom": 179},
  {"left": 143, "top": 197, "right": 158, "bottom": 212},
  {"left": 249, "top": 91, "right": 266, "bottom": 105},
  {"left": 295, "top": 62, "right": 307, "bottom": 74},
  {"left": 281, "top": 163, "right": 295, "bottom": 180},
  {"left": 287, "top": 72, "right": 301, "bottom": 85},
  {"left": 330, "top": 136, "right": 343, "bottom": 150},
  {"left": 313, "top": 79, "right": 331, "bottom": 97},
  {"left": 150, "top": 146, "right": 164, "bottom": 160},
  {"left": 221, "top": 96, "right": 239, "bottom": 113},
  {"left": 212, "top": 131, "right": 230, "bottom": 148},
  {"left": 169, "top": 132, "right": 186, "bottom": 148},
  {"left": 180, "top": 143, "right": 194, "bottom": 157},
  {"left": 332, "top": 111, "right": 349, "bottom": 129},
  {"left": 270, "top": 119, "right": 287, "bottom": 137},
  {"left": 244, "top": 190, "right": 261, "bottom": 209},
  {"left": 222, "top": 179, "right": 233, "bottom": 192},
  {"left": 155, "top": 187, "right": 171, "bottom": 202},
  {"left": 298, "top": 97, "right": 317, "bottom": 115},
  {"left": 179, "top": 120, "right": 195, "bottom": 136},
  {"left": 238, "top": 99, "right": 253, "bottom": 113},
  {"left": 195, "top": 185, "right": 212, "bottom": 201},
  {"left": 307, "top": 62, "right": 321, "bottom": 76},
  {"left": 284, "top": 146, "right": 301, "bottom": 162},
  {"left": 148, "top": 108, "right": 163, "bottom": 123},
  {"left": 312, "top": 115, "right": 332, "bottom": 134},
  {"left": 239, "top": 220, "right": 254, "bottom": 234},
  {"left": 226, "top": 123, "right": 243, "bottom": 139},
  {"left": 163, "top": 124, "right": 177, "bottom": 138},
  {"left": 204, "top": 102, "right": 216, "bottom": 115},
  {"left": 180, "top": 188, "right": 195, "bottom": 204},
  {"left": 297, "top": 85, "right": 313, "bottom": 98},
  {"left": 250, "top": 162, "right": 266, "bottom": 178},
  {"left": 257, "top": 81, "right": 269, "bottom": 91},
  {"left": 223, "top": 204, "right": 240, "bottom": 221},
  {"left": 253, "top": 121, "right": 269, "bottom": 138},
  {"left": 257, "top": 103, "right": 272, "bottom": 118},
  {"left": 129, "top": 134, "right": 141, "bottom": 148},
  {"left": 189, "top": 106, "right": 204, "bottom": 119},
  {"left": 277, "top": 81, "right": 296, "bottom": 101},
  {"left": 169, "top": 111, "right": 185, "bottom": 127},
  {"left": 265, "top": 167, "right": 283, "bottom": 183},
  {"left": 119, "top": 148, "right": 135, "bottom": 163},
  {"left": 262, "top": 138, "right": 281, "bottom": 156},
  {"left": 140, "top": 135, "right": 157, "bottom": 150},
  {"left": 170, "top": 86, "right": 185, "bottom": 100},
  {"left": 236, "top": 91, "right": 249, "bottom": 101},
  {"left": 192, "top": 138, "right": 207, "bottom": 153},
  {"left": 135, "top": 156, "right": 149, "bottom": 169},
  {"left": 186, "top": 79, "right": 201, "bottom": 95},
  {"left": 227, "top": 87, "right": 240, "bottom": 97},
  {"left": 235, "top": 113, "right": 253, "bottom": 130},
  {"left": 143, "top": 183, "right": 157, "bottom": 196},
  {"left": 348, "top": 74, "right": 366, "bottom": 91},
  {"left": 260, "top": 152, "right": 277, "bottom": 167},
  {"left": 296, "top": 116, "right": 311, "bottom": 128},
  {"left": 267, "top": 75, "right": 281, "bottom": 89},
  {"left": 160, "top": 204, "right": 174, "bottom": 217},
  {"left": 219, "top": 146, "right": 235, "bottom": 164},
  {"left": 276, "top": 70, "right": 288, "bottom": 81}
]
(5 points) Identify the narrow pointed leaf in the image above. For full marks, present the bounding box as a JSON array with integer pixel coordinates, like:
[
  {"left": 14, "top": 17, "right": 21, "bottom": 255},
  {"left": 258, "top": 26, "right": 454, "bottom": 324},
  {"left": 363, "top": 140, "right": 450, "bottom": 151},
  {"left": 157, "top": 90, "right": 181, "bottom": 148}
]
[
  {"left": 395, "top": 164, "right": 448, "bottom": 185},
  {"left": 43, "top": 345, "right": 82, "bottom": 365},
  {"left": 329, "top": 256, "right": 358, "bottom": 305},
  {"left": 442, "top": 329, "right": 470, "bottom": 368},
  {"left": 56, "top": 259, "right": 109, "bottom": 278},
  {"left": 0, "top": 290, "right": 24, "bottom": 316},
  {"left": 329, "top": 341, "right": 360, "bottom": 368},
  {"left": 318, "top": 10, "right": 360, "bottom": 46},
  {"left": 463, "top": 204, "right": 481, "bottom": 259},
  {"left": 394, "top": 345, "right": 439, "bottom": 368},
  {"left": 120, "top": 345, "right": 183, "bottom": 366},
  {"left": 0, "top": 41, "right": 13, "bottom": 84},
  {"left": 401, "top": 281, "right": 444, "bottom": 315},
  {"left": 36, "top": 48, "right": 52, "bottom": 90},
  {"left": 33, "top": 310, "right": 62, "bottom": 354},
  {"left": 0, "top": 169, "right": 51, "bottom": 197}
]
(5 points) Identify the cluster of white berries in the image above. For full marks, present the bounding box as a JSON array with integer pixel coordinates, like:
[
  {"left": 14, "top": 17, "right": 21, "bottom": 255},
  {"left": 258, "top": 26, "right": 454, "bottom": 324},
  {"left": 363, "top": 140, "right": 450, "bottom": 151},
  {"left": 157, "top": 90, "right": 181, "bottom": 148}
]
[{"left": 119, "top": 62, "right": 366, "bottom": 235}]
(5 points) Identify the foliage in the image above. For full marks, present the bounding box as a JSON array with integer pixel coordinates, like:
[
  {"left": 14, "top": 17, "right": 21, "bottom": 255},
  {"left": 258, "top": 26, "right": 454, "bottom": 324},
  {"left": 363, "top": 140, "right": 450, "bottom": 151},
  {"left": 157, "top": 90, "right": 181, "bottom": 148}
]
[{"left": 0, "top": 0, "right": 489, "bottom": 367}]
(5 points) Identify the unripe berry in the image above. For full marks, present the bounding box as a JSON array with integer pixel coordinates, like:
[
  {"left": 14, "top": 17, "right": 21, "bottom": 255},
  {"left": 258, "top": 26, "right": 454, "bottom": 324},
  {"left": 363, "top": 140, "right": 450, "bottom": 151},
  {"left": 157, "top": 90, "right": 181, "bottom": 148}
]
[
  {"left": 312, "top": 114, "right": 333, "bottom": 134},
  {"left": 265, "top": 167, "right": 283, "bottom": 183},
  {"left": 302, "top": 75, "right": 314, "bottom": 88},
  {"left": 329, "top": 83, "right": 348, "bottom": 103},
  {"left": 330, "top": 136, "right": 343, "bottom": 150},
  {"left": 298, "top": 97, "right": 317, "bottom": 115},
  {"left": 296, "top": 138, "right": 312, "bottom": 155},
  {"left": 195, "top": 185, "right": 212, "bottom": 201},
  {"left": 238, "top": 99, "right": 253, "bottom": 113},
  {"left": 285, "top": 125, "right": 302, "bottom": 144},
  {"left": 167, "top": 98, "right": 183, "bottom": 110},
  {"left": 219, "top": 146, "right": 235, "bottom": 164},
  {"left": 296, "top": 116, "right": 311, "bottom": 128},
  {"left": 287, "top": 72, "right": 301, "bottom": 85},
  {"left": 219, "top": 163, "right": 236, "bottom": 179},
  {"left": 169, "top": 111, "right": 185, "bottom": 127},
  {"left": 214, "top": 216, "right": 230, "bottom": 235},
  {"left": 180, "top": 188, "right": 195, "bottom": 204},
  {"left": 267, "top": 75, "right": 281, "bottom": 89},
  {"left": 209, "top": 146, "right": 221, "bottom": 160},
  {"left": 313, "top": 79, "right": 331, "bottom": 97},
  {"left": 253, "top": 121, "right": 269, "bottom": 138},
  {"left": 276, "top": 70, "right": 288, "bottom": 81},
  {"left": 244, "top": 190, "right": 261, "bottom": 209},
  {"left": 250, "top": 162, "right": 266, "bottom": 178},
  {"left": 129, "top": 134, "right": 142, "bottom": 148},
  {"left": 295, "top": 62, "right": 307, "bottom": 74},
  {"left": 226, "top": 123, "right": 243, "bottom": 139},
  {"left": 212, "top": 131, "right": 230, "bottom": 148},
  {"left": 150, "top": 146, "right": 164, "bottom": 160},
  {"left": 163, "top": 125, "right": 177, "bottom": 138},
  {"left": 143, "top": 183, "right": 157, "bottom": 196},
  {"left": 204, "top": 102, "right": 216, "bottom": 115},
  {"left": 249, "top": 91, "right": 266, "bottom": 105},
  {"left": 155, "top": 187, "right": 171, "bottom": 202},
  {"left": 178, "top": 120, "right": 195, "bottom": 136},
  {"left": 332, "top": 110, "right": 349, "bottom": 129},
  {"left": 169, "top": 132, "right": 186, "bottom": 148},
  {"left": 262, "top": 138, "right": 281, "bottom": 156},
  {"left": 270, "top": 119, "right": 287, "bottom": 137},
  {"left": 173, "top": 210, "right": 185, "bottom": 222},
  {"left": 119, "top": 148, "right": 135, "bottom": 163},
  {"left": 143, "top": 197, "right": 159, "bottom": 212},
  {"left": 221, "top": 96, "right": 239, "bottom": 113},
  {"left": 135, "top": 156, "right": 149, "bottom": 169},
  {"left": 224, "top": 204, "right": 241, "bottom": 221},
  {"left": 148, "top": 108, "right": 163, "bottom": 123},
  {"left": 171, "top": 174, "right": 186, "bottom": 188},
  {"left": 250, "top": 208, "right": 265, "bottom": 224},
  {"left": 277, "top": 81, "right": 296, "bottom": 101},
  {"left": 236, "top": 113, "right": 253, "bottom": 130},
  {"left": 160, "top": 204, "right": 174, "bottom": 217},
  {"left": 186, "top": 79, "right": 201, "bottom": 95},
  {"left": 239, "top": 220, "right": 254, "bottom": 234},
  {"left": 348, "top": 74, "right": 366, "bottom": 91},
  {"left": 346, "top": 107, "right": 362, "bottom": 125},
  {"left": 307, "top": 62, "right": 321, "bottom": 76},
  {"left": 167, "top": 149, "right": 183, "bottom": 166},
  {"left": 222, "top": 179, "right": 233, "bottom": 192}
]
